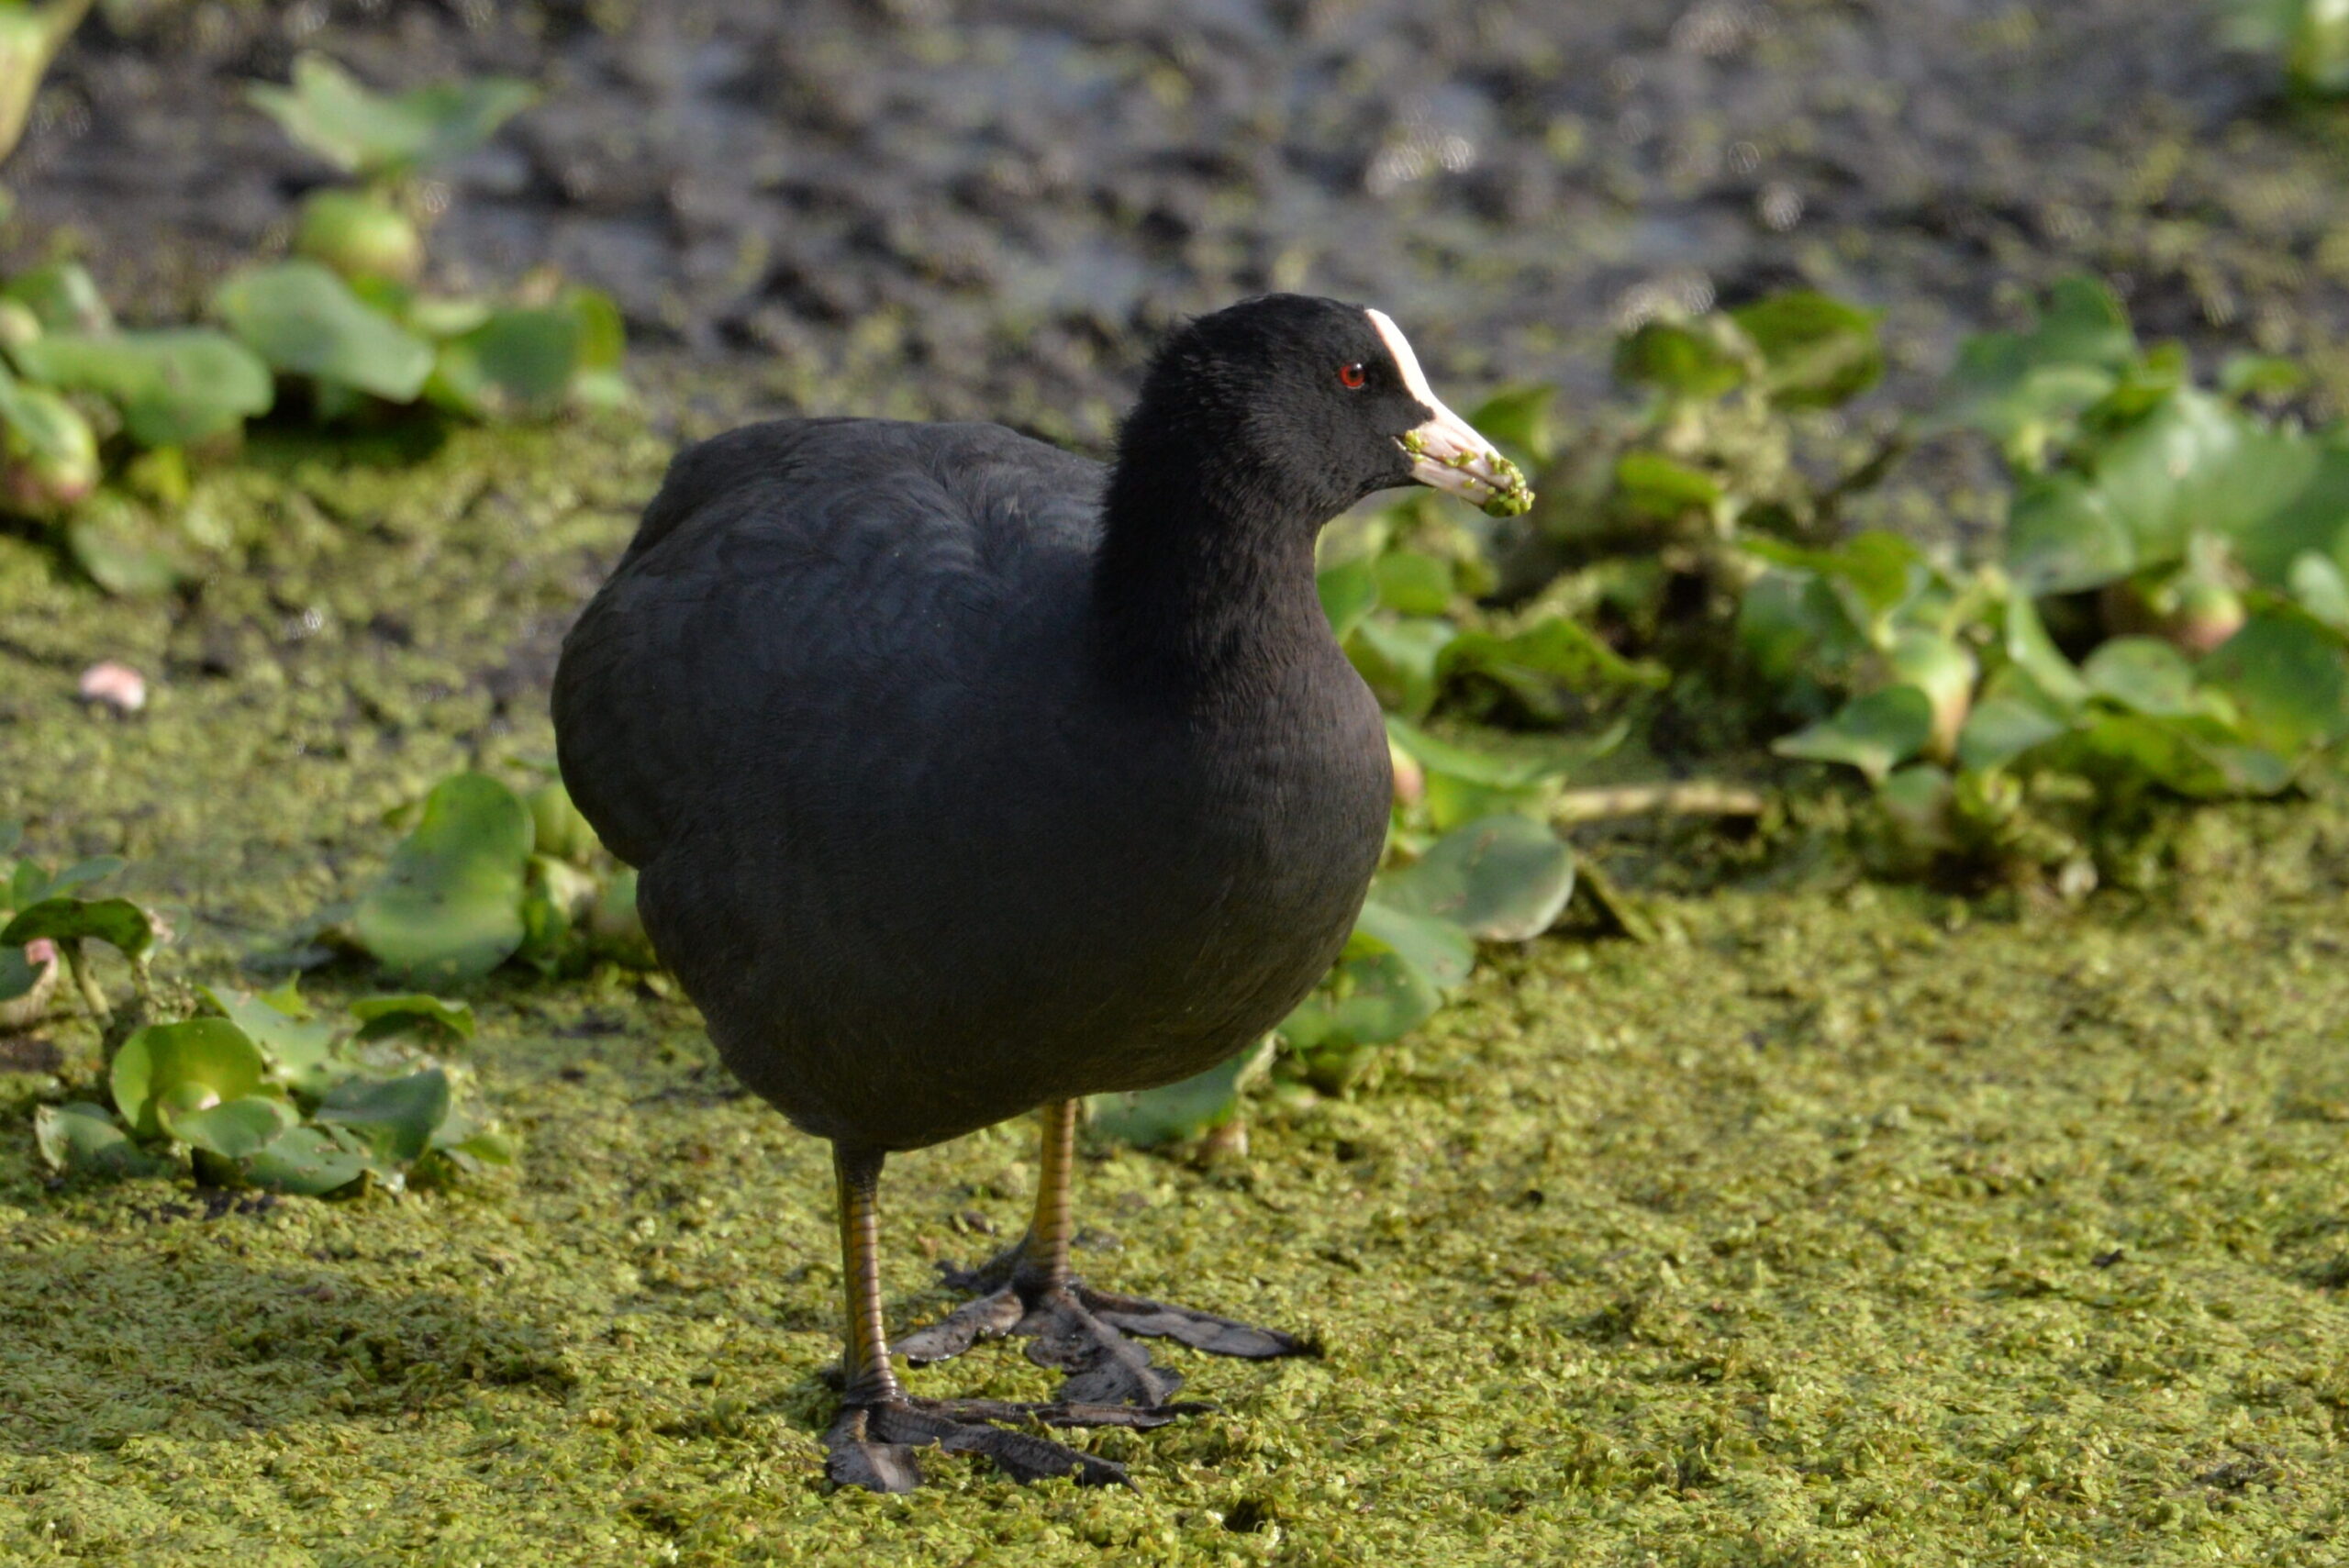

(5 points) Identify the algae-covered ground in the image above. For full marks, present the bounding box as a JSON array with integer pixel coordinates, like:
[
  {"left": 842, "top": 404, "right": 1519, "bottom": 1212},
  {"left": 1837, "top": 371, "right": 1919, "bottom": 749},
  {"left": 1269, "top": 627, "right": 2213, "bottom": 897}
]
[{"left": 3, "top": 422, "right": 2348, "bottom": 1565}]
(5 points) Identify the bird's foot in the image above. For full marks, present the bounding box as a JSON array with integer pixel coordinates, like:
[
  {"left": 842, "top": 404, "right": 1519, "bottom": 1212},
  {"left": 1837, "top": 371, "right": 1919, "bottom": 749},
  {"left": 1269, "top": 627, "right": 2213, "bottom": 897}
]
[
  {"left": 823, "top": 1393, "right": 1180, "bottom": 1493},
  {"left": 896, "top": 1262, "right": 1310, "bottom": 1407}
]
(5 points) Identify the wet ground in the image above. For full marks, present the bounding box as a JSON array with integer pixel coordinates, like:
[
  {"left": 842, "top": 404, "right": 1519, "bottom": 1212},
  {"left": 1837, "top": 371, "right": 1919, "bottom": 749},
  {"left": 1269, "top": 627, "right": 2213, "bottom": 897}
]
[{"left": 29, "top": 0, "right": 2349, "bottom": 443}]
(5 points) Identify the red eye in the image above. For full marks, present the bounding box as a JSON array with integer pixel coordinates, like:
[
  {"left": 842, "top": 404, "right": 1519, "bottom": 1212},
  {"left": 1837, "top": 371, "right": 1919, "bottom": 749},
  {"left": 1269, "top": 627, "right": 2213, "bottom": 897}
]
[{"left": 1338, "top": 361, "right": 1366, "bottom": 389}]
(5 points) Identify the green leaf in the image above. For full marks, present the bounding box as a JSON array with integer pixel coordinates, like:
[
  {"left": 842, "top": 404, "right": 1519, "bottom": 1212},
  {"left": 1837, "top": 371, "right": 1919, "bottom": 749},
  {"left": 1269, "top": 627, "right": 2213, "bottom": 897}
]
[
  {"left": 1316, "top": 556, "right": 1379, "bottom": 640},
  {"left": 1345, "top": 616, "right": 1454, "bottom": 718},
  {"left": 213, "top": 261, "right": 435, "bottom": 403},
  {"left": 1773, "top": 686, "right": 1935, "bottom": 784},
  {"left": 2198, "top": 607, "right": 2349, "bottom": 756},
  {"left": 526, "top": 778, "right": 599, "bottom": 863},
  {"left": 1352, "top": 898, "right": 1478, "bottom": 988},
  {"left": 1440, "top": 617, "right": 1668, "bottom": 718},
  {"left": 426, "top": 306, "right": 583, "bottom": 420},
  {"left": 248, "top": 54, "right": 537, "bottom": 178},
  {"left": 1614, "top": 318, "right": 1744, "bottom": 401},
  {"left": 63, "top": 496, "right": 184, "bottom": 596},
  {"left": 11, "top": 329, "right": 274, "bottom": 447},
  {"left": 1730, "top": 292, "right": 1884, "bottom": 408},
  {"left": 1940, "top": 276, "right": 2133, "bottom": 454},
  {"left": 2059, "top": 713, "right": 2293, "bottom": 799},
  {"left": 352, "top": 773, "right": 535, "bottom": 984},
  {"left": 1280, "top": 950, "right": 1443, "bottom": 1055},
  {"left": 1374, "top": 816, "right": 1575, "bottom": 942},
  {"left": 2288, "top": 550, "right": 2349, "bottom": 628},
  {"left": 2083, "top": 637, "right": 2203, "bottom": 717},
  {"left": 1956, "top": 695, "right": 2074, "bottom": 773},
  {"left": 197, "top": 984, "right": 336, "bottom": 1079},
  {"left": 1465, "top": 383, "right": 1556, "bottom": 464},
  {"left": 1742, "top": 530, "right": 1930, "bottom": 630},
  {"left": 1384, "top": 715, "right": 1621, "bottom": 790},
  {"left": 2002, "top": 594, "right": 2091, "bottom": 711},
  {"left": 0, "top": 895, "right": 157, "bottom": 960},
  {"left": 35, "top": 854, "right": 122, "bottom": 901},
  {"left": 240, "top": 1124, "right": 372, "bottom": 1195},
  {"left": 1613, "top": 450, "right": 1721, "bottom": 517},
  {"left": 2006, "top": 472, "right": 2137, "bottom": 594},
  {"left": 33, "top": 1102, "right": 163, "bottom": 1178},
  {"left": 347, "top": 992, "right": 477, "bottom": 1043},
  {"left": 161, "top": 1094, "right": 299, "bottom": 1160},
  {"left": 1086, "top": 1039, "right": 1270, "bottom": 1148},
  {"left": 3, "top": 261, "right": 114, "bottom": 335},
  {"left": 314, "top": 1068, "right": 452, "bottom": 1163},
  {"left": 1374, "top": 550, "right": 1454, "bottom": 615},
  {"left": 0, "top": 366, "right": 99, "bottom": 507},
  {"left": 109, "top": 1018, "right": 270, "bottom": 1140}
]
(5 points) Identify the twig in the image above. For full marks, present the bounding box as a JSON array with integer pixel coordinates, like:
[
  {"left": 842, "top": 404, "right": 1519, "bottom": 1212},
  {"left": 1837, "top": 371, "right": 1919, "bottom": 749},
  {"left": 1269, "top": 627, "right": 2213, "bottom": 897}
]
[{"left": 1553, "top": 782, "right": 1766, "bottom": 824}]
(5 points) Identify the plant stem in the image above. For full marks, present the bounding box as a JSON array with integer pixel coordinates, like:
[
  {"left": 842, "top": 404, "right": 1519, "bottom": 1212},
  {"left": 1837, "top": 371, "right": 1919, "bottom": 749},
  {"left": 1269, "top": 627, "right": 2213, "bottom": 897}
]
[{"left": 1553, "top": 782, "right": 1766, "bottom": 824}]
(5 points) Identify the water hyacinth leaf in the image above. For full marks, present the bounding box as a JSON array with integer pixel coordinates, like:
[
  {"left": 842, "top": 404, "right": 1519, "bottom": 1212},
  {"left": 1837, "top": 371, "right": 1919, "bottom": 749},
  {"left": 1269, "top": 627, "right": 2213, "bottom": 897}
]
[
  {"left": 3, "top": 260, "right": 113, "bottom": 335},
  {"left": 1315, "top": 556, "right": 1379, "bottom": 640},
  {"left": 2061, "top": 713, "right": 2292, "bottom": 799},
  {"left": 64, "top": 499, "right": 185, "bottom": 595},
  {"left": 2083, "top": 637, "right": 2203, "bottom": 717},
  {"left": 2003, "top": 594, "right": 2091, "bottom": 710},
  {"left": 34, "top": 854, "right": 123, "bottom": 901},
  {"left": 564, "top": 287, "right": 629, "bottom": 407},
  {"left": 1442, "top": 617, "right": 1667, "bottom": 703},
  {"left": 0, "top": 369, "right": 100, "bottom": 508},
  {"left": 1773, "top": 685, "right": 1935, "bottom": 784},
  {"left": 249, "top": 54, "right": 537, "bottom": 178},
  {"left": 1614, "top": 318, "right": 1744, "bottom": 401},
  {"left": 160, "top": 1094, "right": 299, "bottom": 1160},
  {"left": 2198, "top": 607, "right": 2349, "bottom": 756},
  {"left": 426, "top": 306, "right": 582, "bottom": 419},
  {"left": 0, "top": 940, "right": 47, "bottom": 1010},
  {"left": 2006, "top": 472, "right": 2137, "bottom": 594},
  {"left": 428, "top": 1104, "right": 518, "bottom": 1165},
  {"left": 1742, "top": 530, "right": 1929, "bottom": 630},
  {"left": 1087, "top": 1039, "right": 1271, "bottom": 1148},
  {"left": 33, "top": 1102, "right": 163, "bottom": 1178},
  {"left": 1384, "top": 715, "right": 1622, "bottom": 790},
  {"left": 1730, "top": 292, "right": 1884, "bottom": 408},
  {"left": 2288, "top": 550, "right": 2349, "bottom": 628},
  {"left": 1939, "top": 275, "right": 2133, "bottom": 451},
  {"left": 1613, "top": 450, "right": 1721, "bottom": 518},
  {"left": 0, "top": 895, "right": 157, "bottom": 961},
  {"left": 527, "top": 777, "right": 599, "bottom": 863},
  {"left": 352, "top": 773, "right": 534, "bottom": 984},
  {"left": 214, "top": 261, "right": 435, "bottom": 403},
  {"left": 348, "top": 992, "right": 477, "bottom": 1043},
  {"left": 315, "top": 1069, "right": 451, "bottom": 1162},
  {"left": 1374, "top": 550, "right": 1453, "bottom": 616},
  {"left": 241, "top": 1124, "right": 372, "bottom": 1195},
  {"left": 1375, "top": 816, "right": 1576, "bottom": 942},
  {"left": 1346, "top": 615, "right": 1454, "bottom": 718},
  {"left": 197, "top": 984, "right": 335, "bottom": 1078},
  {"left": 11, "top": 330, "right": 274, "bottom": 447},
  {"left": 1352, "top": 898, "right": 1478, "bottom": 988},
  {"left": 1281, "top": 950, "right": 1443, "bottom": 1054},
  {"left": 1957, "top": 695, "right": 2074, "bottom": 773},
  {"left": 1466, "top": 383, "right": 1556, "bottom": 464},
  {"left": 109, "top": 1018, "right": 269, "bottom": 1140},
  {"left": 1876, "top": 762, "right": 1957, "bottom": 856}
]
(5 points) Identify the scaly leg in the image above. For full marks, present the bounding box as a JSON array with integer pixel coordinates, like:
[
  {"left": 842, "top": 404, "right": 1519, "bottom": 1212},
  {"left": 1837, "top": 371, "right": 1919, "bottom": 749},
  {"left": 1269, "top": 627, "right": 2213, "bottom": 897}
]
[
  {"left": 821, "top": 1142, "right": 1170, "bottom": 1493},
  {"left": 896, "top": 1099, "right": 1310, "bottom": 1407}
]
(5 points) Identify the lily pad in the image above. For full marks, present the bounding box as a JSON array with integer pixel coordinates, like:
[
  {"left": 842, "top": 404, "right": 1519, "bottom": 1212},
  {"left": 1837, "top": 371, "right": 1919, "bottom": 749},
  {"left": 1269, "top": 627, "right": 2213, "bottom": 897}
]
[
  {"left": 1374, "top": 816, "right": 1575, "bottom": 942},
  {"left": 110, "top": 1018, "right": 269, "bottom": 1140},
  {"left": 214, "top": 261, "right": 435, "bottom": 403},
  {"left": 314, "top": 1069, "right": 452, "bottom": 1163},
  {"left": 33, "top": 1102, "right": 163, "bottom": 1178},
  {"left": 11, "top": 329, "right": 274, "bottom": 447},
  {"left": 240, "top": 1124, "right": 373, "bottom": 1196},
  {"left": 1774, "top": 685, "right": 1935, "bottom": 784},
  {"left": 249, "top": 54, "right": 537, "bottom": 179},
  {"left": 347, "top": 993, "right": 477, "bottom": 1044},
  {"left": 352, "top": 773, "right": 534, "bottom": 984},
  {"left": 161, "top": 1094, "right": 300, "bottom": 1160},
  {"left": 1086, "top": 1039, "right": 1271, "bottom": 1149}
]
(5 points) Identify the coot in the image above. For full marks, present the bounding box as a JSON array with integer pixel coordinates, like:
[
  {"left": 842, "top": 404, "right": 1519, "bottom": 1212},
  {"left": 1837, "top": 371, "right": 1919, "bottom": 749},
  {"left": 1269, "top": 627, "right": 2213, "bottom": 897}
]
[{"left": 552, "top": 295, "right": 1530, "bottom": 1492}]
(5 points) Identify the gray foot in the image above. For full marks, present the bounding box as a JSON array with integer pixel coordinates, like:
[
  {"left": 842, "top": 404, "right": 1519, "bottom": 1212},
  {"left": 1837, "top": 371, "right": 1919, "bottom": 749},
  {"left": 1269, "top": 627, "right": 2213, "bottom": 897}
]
[{"left": 824, "top": 1395, "right": 1177, "bottom": 1492}]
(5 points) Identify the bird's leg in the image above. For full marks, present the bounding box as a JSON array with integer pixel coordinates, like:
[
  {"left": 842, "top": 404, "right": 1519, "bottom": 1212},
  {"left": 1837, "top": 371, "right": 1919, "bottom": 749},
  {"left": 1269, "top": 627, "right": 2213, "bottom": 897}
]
[
  {"left": 896, "top": 1099, "right": 1314, "bottom": 1408},
  {"left": 819, "top": 1141, "right": 1152, "bottom": 1494}
]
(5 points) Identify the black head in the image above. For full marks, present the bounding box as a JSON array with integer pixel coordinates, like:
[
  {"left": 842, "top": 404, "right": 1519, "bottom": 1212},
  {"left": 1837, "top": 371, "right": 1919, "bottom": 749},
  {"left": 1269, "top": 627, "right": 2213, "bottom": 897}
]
[{"left": 1112, "top": 295, "right": 1530, "bottom": 530}]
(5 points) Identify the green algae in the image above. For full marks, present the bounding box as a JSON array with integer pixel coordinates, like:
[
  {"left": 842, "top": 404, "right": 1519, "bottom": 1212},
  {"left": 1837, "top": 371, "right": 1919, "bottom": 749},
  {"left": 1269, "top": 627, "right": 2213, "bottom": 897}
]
[{"left": 3, "top": 422, "right": 2348, "bottom": 1564}]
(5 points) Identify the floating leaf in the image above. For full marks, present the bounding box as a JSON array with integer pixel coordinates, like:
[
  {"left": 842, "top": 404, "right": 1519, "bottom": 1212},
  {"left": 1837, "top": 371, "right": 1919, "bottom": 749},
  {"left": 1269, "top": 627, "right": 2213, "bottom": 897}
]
[
  {"left": 3, "top": 260, "right": 112, "bottom": 335},
  {"left": 62, "top": 495, "right": 185, "bottom": 596},
  {"left": 1282, "top": 951, "right": 1443, "bottom": 1054},
  {"left": 109, "top": 1018, "right": 269, "bottom": 1140},
  {"left": 34, "top": 855, "right": 123, "bottom": 901},
  {"left": 347, "top": 992, "right": 477, "bottom": 1043},
  {"left": 241, "top": 1124, "right": 372, "bottom": 1195},
  {"left": 1615, "top": 318, "right": 1744, "bottom": 401},
  {"left": 1466, "top": 383, "right": 1556, "bottom": 464},
  {"left": 1385, "top": 715, "right": 1621, "bottom": 790},
  {"left": 33, "top": 1102, "right": 163, "bottom": 1178},
  {"left": 1441, "top": 617, "right": 1668, "bottom": 717},
  {"left": 2083, "top": 637, "right": 2203, "bottom": 717},
  {"left": 1613, "top": 450, "right": 1721, "bottom": 518},
  {"left": 315, "top": 1068, "right": 451, "bottom": 1162},
  {"left": 1352, "top": 898, "right": 1477, "bottom": 988},
  {"left": 214, "top": 261, "right": 435, "bottom": 403},
  {"left": 1346, "top": 616, "right": 1454, "bottom": 719},
  {"left": 161, "top": 1094, "right": 299, "bottom": 1160},
  {"left": 426, "top": 306, "right": 582, "bottom": 420},
  {"left": 527, "top": 778, "right": 599, "bottom": 863},
  {"left": 2006, "top": 472, "right": 2137, "bottom": 595},
  {"left": 1086, "top": 1039, "right": 1270, "bottom": 1149},
  {"left": 1773, "top": 686, "right": 1935, "bottom": 784},
  {"left": 249, "top": 54, "right": 537, "bottom": 179},
  {"left": 2002, "top": 594, "right": 2091, "bottom": 711},
  {"left": 1939, "top": 275, "right": 2133, "bottom": 458},
  {"left": 1374, "top": 550, "right": 1453, "bottom": 616},
  {"left": 198, "top": 984, "right": 336, "bottom": 1079},
  {"left": 352, "top": 773, "right": 534, "bottom": 984},
  {"left": 1315, "top": 556, "right": 1379, "bottom": 640},
  {"left": 1372, "top": 815, "right": 1576, "bottom": 942},
  {"left": 0, "top": 895, "right": 157, "bottom": 962},
  {"left": 1731, "top": 292, "right": 1884, "bottom": 408},
  {"left": 2198, "top": 607, "right": 2349, "bottom": 756},
  {"left": 1956, "top": 695, "right": 2074, "bottom": 773},
  {"left": 11, "top": 329, "right": 274, "bottom": 447}
]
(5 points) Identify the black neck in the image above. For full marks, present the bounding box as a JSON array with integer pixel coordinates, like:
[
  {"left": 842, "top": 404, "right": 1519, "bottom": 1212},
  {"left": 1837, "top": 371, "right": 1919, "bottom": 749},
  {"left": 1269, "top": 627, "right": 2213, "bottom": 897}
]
[{"left": 1088, "top": 439, "right": 1331, "bottom": 706}]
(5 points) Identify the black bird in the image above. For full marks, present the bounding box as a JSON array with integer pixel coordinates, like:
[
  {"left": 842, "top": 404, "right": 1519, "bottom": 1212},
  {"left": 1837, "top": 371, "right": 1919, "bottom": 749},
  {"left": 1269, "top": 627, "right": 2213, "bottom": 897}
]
[{"left": 552, "top": 295, "right": 1530, "bottom": 1492}]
